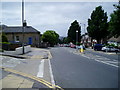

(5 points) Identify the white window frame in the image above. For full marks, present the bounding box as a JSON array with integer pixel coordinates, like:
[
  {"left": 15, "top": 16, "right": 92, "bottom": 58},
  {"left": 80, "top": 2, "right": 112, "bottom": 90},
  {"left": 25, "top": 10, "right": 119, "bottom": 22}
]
[{"left": 15, "top": 36, "right": 20, "bottom": 42}]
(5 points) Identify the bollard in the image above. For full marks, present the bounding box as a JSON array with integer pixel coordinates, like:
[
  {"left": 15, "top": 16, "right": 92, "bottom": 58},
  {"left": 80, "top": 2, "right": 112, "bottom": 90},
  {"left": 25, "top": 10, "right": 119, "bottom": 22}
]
[
  {"left": 79, "top": 45, "right": 84, "bottom": 53},
  {"left": 81, "top": 48, "right": 84, "bottom": 53}
]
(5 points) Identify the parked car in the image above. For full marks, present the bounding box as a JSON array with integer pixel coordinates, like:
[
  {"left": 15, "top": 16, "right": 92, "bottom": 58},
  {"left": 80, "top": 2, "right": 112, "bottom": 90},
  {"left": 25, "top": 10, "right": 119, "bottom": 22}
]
[
  {"left": 63, "top": 44, "right": 68, "bottom": 47},
  {"left": 70, "top": 44, "right": 76, "bottom": 48},
  {"left": 59, "top": 44, "right": 64, "bottom": 47},
  {"left": 94, "top": 44, "right": 103, "bottom": 51},
  {"left": 102, "top": 46, "right": 119, "bottom": 52}
]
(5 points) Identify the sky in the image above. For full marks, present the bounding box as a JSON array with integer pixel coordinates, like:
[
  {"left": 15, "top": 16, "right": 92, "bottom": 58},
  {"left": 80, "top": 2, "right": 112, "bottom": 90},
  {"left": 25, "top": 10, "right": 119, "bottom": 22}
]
[{"left": 1, "top": 1, "right": 118, "bottom": 37}]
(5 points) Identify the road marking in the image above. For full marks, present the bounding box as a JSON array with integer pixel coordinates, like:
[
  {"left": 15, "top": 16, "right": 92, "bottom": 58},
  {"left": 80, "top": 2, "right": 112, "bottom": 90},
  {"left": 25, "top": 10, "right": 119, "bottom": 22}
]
[
  {"left": 48, "top": 59, "right": 55, "bottom": 88},
  {"left": 0, "top": 67, "right": 63, "bottom": 89},
  {"left": 79, "top": 53, "right": 118, "bottom": 68},
  {"left": 95, "top": 59, "right": 118, "bottom": 68},
  {"left": 105, "top": 61, "right": 118, "bottom": 63},
  {"left": 37, "top": 60, "right": 44, "bottom": 78}
]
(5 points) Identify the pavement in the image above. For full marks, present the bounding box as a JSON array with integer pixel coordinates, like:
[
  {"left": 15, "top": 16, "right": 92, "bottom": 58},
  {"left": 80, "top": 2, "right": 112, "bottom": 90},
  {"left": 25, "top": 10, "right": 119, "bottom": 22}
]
[
  {"left": 0, "top": 47, "right": 62, "bottom": 89},
  {"left": 0, "top": 47, "right": 51, "bottom": 59}
]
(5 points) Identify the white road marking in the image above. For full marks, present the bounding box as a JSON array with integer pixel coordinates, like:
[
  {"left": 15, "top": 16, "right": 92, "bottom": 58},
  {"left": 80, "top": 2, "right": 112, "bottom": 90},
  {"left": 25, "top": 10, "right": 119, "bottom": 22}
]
[
  {"left": 95, "top": 59, "right": 118, "bottom": 68},
  {"left": 64, "top": 47, "right": 118, "bottom": 68},
  {"left": 37, "top": 60, "right": 44, "bottom": 78},
  {"left": 105, "top": 61, "right": 118, "bottom": 63},
  {"left": 80, "top": 53, "right": 118, "bottom": 68},
  {"left": 48, "top": 59, "right": 55, "bottom": 87}
]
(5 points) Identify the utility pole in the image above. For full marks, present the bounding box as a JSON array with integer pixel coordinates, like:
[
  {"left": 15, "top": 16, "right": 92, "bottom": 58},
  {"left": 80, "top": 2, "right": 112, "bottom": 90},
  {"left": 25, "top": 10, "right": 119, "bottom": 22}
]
[
  {"left": 22, "top": 0, "right": 25, "bottom": 54},
  {"left": 83, "top": 24, "right": 86, "bottom": 45}
]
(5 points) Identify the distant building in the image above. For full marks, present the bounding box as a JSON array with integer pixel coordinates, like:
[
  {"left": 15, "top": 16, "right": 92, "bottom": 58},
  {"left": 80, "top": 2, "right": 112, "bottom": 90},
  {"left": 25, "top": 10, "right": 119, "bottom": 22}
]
[
  {"left": 1, "top": 24, "right": 41, "bottom": 47},
  {"left": 108, "top": 36, "right": 120, "bottom": 43},
  {"left": 107, "top": 36, "right": 120, "bottom": 47},
  {"left": 81, "top": 33, "right": 92, "bottom": 47}
]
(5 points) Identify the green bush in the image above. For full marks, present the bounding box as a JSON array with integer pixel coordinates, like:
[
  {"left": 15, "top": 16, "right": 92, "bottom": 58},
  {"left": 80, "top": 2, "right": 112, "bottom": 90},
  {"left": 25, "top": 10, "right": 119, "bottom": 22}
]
[
  {"left": 105, "top": 43, "right": 116, "bottom": 47},
  {"left": 0, "top": 42, "right": 11, "bottom": 44},
  {"left": 1, "top": 33, "right": 8, "bottom": 42},
  {"left": 76, "top": 42, "right": 81, "bottom": 45}
]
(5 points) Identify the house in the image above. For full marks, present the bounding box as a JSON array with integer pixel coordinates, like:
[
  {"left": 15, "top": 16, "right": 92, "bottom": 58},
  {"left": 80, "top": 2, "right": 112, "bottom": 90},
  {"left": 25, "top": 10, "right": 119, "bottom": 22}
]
[
  {"left": 1, "top": 24, "right": 41, "bottom": 47},
  {"left": 81, "top": 33, "right": 92, "bottom": 47},
  {"left": 108, "top": 36, "right": 120, "bottom": 43},
  {"left": 107, "top": 36, "right": 120, "bottom": 48}
]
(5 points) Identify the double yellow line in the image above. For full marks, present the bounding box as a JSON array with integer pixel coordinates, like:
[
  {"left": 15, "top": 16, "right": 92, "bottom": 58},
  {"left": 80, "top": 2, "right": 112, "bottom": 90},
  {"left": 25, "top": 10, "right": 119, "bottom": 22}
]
[{"left": 0, "top": 67, "right": 63, "bottom": 90}]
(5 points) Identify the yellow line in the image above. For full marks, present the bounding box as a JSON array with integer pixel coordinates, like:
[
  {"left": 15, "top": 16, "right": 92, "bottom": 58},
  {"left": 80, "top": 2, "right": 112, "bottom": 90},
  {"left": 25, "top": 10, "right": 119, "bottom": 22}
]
[{"left": 0, "top": 67, "right": 63, "bottom": 89}]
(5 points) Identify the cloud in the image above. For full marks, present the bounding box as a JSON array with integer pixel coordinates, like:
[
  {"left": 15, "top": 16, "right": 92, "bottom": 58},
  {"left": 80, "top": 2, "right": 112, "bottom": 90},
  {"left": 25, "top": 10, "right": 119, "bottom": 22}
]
[
  {"left": 1, "top": 2, "right": 118, "bottom": 36},
  {"left": 1, "top": 0, "right": 118, "bottom": 2}
]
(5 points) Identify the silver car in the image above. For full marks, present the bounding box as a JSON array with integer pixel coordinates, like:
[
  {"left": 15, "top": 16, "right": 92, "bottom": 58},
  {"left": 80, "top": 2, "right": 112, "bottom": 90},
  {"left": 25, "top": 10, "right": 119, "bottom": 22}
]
[{"left": 102, "top": 46, "right": 119, "bottom": 52}]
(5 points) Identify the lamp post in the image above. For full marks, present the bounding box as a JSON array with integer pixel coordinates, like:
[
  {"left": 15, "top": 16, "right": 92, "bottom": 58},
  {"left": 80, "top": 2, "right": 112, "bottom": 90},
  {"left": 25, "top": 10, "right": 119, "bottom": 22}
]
[
  {"left": 76, "top": 30, "right": 78, "bottom": 45},
  {"left": 22, "top": 0, "right": 25, "bottom": 54}
]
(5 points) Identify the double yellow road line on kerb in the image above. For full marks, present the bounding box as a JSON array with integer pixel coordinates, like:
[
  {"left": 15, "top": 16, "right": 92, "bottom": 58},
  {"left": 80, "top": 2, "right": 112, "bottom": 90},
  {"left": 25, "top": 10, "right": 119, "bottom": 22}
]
[{"left": 0, "top": 67, "right": 64, "bottom": 90}]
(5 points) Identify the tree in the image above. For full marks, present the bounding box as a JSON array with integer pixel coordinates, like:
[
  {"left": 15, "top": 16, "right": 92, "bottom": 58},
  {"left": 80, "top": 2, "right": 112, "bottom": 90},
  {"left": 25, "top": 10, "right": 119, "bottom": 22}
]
[
  {"left": 63, "top": 37, "right": 69, "bottom": 44},
  {"left": 42, "top": 30, "right": 59, "bottom": 46},
  {"left": 109, "top": 1, "right": 120, "bottom": 38},
  {"left": 87, "top": 6, "right": 108, "bottom": 43},
  {"left": 0, "top": 33, "right": 8, "bottom": 42},
  {"left": 67, "top": 20, "right": 81, "bottom": 44}
]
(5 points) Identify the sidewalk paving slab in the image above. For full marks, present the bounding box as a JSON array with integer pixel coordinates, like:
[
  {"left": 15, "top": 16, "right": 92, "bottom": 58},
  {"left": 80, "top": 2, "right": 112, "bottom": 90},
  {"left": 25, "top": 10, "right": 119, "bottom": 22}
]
[{"left": 1, "top": 74, "right": 34, "bottom": 88}]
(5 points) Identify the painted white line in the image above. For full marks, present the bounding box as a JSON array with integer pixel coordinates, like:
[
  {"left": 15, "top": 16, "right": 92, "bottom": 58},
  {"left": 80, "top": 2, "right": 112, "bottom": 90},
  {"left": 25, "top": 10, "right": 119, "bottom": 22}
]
[
  {"left": 80, "top": 54, "right": 91, "bottom": 59},
  {"left": 97, "top": 58, "right": 111, "bottom": 61},
  {"left": 37, "top": 60, "right": 44, "bottom": 78},
  {"left": 48, "top": 59, "right": 55, "bottom": 87},
  {"left": 95, "top": 59, "right": 118, "bottom": 68},
  {"left": 105, "top": 61, "right": 118, "bottom": 63},
  {"left": 113, "top": 59, "right": 118, "bottom": 61}
]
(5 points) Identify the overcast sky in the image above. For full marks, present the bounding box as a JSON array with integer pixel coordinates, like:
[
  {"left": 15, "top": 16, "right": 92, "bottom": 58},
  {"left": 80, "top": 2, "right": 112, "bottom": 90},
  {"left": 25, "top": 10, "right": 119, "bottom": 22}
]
[{"left": 1, "top": 1, "right": 118, "bottom": 36}]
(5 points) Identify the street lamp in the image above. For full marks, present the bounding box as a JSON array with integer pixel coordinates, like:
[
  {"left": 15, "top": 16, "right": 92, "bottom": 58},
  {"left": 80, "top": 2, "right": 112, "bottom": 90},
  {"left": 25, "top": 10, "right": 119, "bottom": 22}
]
[
  {"left": 76, "top": 30, "right": 78, "bottom": 45},
  {"left": 22, "top": 0, "right": 25, "bottom": 54}
]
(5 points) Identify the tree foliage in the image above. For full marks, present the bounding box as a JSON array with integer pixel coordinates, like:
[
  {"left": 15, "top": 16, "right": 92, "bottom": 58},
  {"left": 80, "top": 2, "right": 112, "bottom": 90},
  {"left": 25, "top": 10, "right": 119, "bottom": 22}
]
[
  {"left": 42, "top": 30, "right": 59, "bottom": 46},
  {"left": 63, "top": 37, "right": 69, "bottom": 44},
  {"left": 67, "top": 20, "right": 81, "bottom": 44},
  {"left": 0, "top": 33, "right": 8, "bottom": 42},
  {"left": 109, "top": 2, "right": 120, "bottom": 38},
  {"left": 87, "top": 6, "right": 108, "bottom": 43}
]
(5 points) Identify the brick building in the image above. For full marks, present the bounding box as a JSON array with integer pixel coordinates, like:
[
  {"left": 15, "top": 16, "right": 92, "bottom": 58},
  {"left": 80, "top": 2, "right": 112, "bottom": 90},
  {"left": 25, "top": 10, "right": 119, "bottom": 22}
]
[{"left": 1, "top": 25, "right": 41, "bottom": 47}]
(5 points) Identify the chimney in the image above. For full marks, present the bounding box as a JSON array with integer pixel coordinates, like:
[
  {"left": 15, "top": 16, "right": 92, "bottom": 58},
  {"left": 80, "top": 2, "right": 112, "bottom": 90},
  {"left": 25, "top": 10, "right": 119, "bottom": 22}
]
[{"left": 23, "top": 20, "right": 27, "bottom": 27}]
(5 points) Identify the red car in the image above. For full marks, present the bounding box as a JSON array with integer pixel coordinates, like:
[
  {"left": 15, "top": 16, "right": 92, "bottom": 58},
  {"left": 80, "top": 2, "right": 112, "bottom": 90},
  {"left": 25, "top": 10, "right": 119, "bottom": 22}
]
[{"left": 70, "top": 44, "right": 76, "bottom": 48}]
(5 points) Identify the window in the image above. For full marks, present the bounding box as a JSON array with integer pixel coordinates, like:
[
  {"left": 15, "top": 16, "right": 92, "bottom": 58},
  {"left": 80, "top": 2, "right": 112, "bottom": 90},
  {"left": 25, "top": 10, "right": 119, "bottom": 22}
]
[{"left": 15, "top": 36, "right": 19, "bottom": 42}]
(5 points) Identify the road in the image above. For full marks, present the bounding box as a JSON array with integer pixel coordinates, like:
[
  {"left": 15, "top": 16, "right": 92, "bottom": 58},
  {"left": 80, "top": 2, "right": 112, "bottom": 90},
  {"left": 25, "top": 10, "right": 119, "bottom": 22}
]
[
  {"left": 0, "top": 47, "right": 119, "bottom": 89},
  {"left": 50, "top": 47, "right": 118, "bottom": 88}
]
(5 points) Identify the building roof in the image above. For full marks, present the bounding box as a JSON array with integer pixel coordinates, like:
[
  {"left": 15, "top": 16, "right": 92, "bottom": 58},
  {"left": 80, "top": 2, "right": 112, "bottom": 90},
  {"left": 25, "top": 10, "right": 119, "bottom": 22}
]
[
  {"left": 108, "top": 36, "right": 120, "bottom": 42},
  {"left": 2, "top": 25, "right": 40, "bottom": 33}
]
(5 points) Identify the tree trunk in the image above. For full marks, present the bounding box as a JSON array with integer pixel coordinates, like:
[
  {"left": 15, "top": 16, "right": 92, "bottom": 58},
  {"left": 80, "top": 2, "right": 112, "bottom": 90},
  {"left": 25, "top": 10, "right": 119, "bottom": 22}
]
[{"left": 97, "top": 39, "right": 101, "bottom": 44}]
